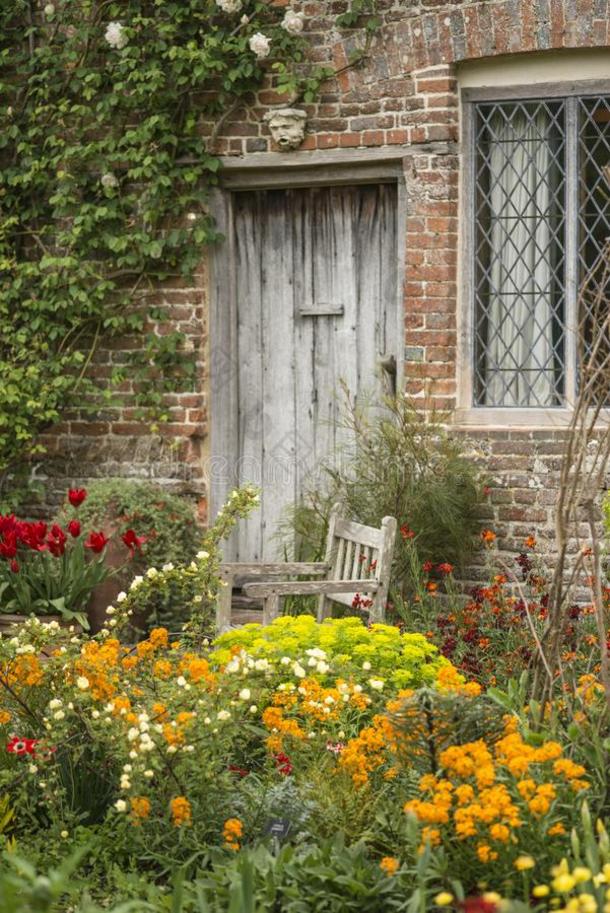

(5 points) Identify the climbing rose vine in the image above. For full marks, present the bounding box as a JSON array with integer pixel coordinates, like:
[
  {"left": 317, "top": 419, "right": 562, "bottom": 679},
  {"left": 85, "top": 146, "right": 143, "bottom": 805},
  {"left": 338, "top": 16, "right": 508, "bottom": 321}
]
[{"left": 0, "top": 1, "right": 378, "bottom": 477}]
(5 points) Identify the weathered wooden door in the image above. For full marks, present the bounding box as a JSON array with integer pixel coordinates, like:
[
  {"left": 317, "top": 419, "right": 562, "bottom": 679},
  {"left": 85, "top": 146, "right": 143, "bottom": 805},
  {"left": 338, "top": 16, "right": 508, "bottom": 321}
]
[{"left": 211, "top": 182, "right": 399, "bottom": 560}]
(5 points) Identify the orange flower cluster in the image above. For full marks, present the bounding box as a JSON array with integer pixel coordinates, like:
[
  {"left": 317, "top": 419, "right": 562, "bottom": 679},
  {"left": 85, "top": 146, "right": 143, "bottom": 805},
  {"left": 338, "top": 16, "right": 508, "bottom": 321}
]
[
  {"left": 170, "top": 796, "right": 192, "bottom": 827},
  {"left": 74, "top": 638, "right": 121, "bottom": 700},
  {"left": 223, "top": 817, "right": 243, "bottom": 851},
  {"left": 404, "top": 725, "right": 588, "bottom": 863},
  {"left": 5, "top": 654, "right": 44, "bottom": 689},
  {"left": 130, "top": 796, "right": 151, "bottom": 824}
]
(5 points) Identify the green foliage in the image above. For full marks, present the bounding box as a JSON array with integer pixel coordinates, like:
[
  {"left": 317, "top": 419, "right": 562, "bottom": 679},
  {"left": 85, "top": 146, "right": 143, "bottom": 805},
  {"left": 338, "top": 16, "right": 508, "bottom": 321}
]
[
  {"left": 279, "top": 396, "right": 485, "bottom": 602},
  {"left": 59, "top": 479, "right": 200, "bottom": 571},
  {"left": 0, "top": 1, "right": 374, "bottom": 475},
  {"left": 110, "top": 484, "right": 261, "bottom": 638}
]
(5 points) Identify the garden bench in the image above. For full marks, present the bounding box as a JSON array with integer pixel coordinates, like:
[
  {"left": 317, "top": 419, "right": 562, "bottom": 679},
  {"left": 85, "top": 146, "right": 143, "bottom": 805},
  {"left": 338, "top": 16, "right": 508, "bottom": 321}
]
[{"left": 217, "top": 504, "right": 397, "bottom": 630}]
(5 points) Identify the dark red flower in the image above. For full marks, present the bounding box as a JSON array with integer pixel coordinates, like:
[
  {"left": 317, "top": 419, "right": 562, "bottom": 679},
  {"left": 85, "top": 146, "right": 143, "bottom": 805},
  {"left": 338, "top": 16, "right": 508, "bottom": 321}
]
[
  {"left": 228, "top": 764, "right": 249, "bottom": 778},
  {"left": 422, "top": 560, "right": 434, "bottom": 573},
  {"left": 0, "top": 532, "right": 17, "bottom": 560},
  {"left": 461, "top": 897, "right": 498, "bottom": 913},
  {"left": 67, "top": 519, "right": 81, "bottom": 538},
  {"left": 274, "top": 752, "right": 293, "bottom": 776},
  {"left": 68, "top": 488, "right": 87, "bottom": 508},
  {"left": 121, "top": 529, "right": 147, "bottom": 553},
  {"left": 400, "top": 525, "right": 415, "bottom": 540},
  {"left": 20, "top": 521, "right": 47, "bottom": 551},
  {"left": 7, "top": 736, "right": 37, "bottom": 756},
  {"left": 84, "top": 531, "right": 109, "bottom": 554},
  {"left": 9, "top": 560, "right": 19, "bottom": 573},
  {"left": 437, "top": 562, "right": 454, "bottom": 575},
  {"left": 46, "top": 524, "right": 67, "bottom": 558}
]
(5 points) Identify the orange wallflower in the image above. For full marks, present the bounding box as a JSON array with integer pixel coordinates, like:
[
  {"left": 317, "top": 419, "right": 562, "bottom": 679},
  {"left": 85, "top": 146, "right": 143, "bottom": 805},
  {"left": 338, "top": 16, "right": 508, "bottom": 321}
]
[{"left": 170, "top": 796, "right": 192, "bottom": 827}]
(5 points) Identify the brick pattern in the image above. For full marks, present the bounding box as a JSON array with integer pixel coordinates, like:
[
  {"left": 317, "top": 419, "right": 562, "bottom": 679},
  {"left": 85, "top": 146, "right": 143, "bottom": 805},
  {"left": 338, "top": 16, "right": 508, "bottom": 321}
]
[{"left": 35, "top": 0, "right": 610, "bottom": 552}]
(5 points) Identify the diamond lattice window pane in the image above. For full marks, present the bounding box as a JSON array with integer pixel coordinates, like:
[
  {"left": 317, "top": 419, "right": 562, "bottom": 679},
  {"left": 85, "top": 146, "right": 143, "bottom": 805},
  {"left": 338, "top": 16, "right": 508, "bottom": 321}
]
[
  {"left": 474, "top": 101, "right": 566, "bottom": 407},
  {"left": 578, "top": 96, "right": 610, "bottom": 388}
]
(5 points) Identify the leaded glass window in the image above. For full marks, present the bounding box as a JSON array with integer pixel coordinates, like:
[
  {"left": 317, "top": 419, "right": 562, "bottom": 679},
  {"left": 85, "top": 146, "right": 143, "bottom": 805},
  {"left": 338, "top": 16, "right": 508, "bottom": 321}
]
[{"left": 472, "top": 91, "right": 610, "bottom": 408}]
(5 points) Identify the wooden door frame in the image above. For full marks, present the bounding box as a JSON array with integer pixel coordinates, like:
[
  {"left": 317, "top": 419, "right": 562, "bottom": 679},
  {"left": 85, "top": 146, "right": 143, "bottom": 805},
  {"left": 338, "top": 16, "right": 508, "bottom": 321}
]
[{"left": 208, "top": 150, "right": 409, "bottom": 521}]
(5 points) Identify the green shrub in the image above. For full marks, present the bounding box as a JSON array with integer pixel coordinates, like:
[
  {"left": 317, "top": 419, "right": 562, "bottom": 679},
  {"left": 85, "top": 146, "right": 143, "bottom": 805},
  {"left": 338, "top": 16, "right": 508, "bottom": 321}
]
[
  {"left": 58, "top": 479, "right": 201, "bottom": 571},
  {"left": 211, "top": 614, "right": 449, "bottom": 690},
  {"left": 279, "top": 395, "right": 485, "bottom": 604}
]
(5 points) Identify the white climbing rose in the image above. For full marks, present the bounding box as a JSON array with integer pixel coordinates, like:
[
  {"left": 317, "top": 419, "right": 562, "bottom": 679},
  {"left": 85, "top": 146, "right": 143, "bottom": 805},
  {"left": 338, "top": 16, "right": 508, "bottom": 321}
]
[
  {"left": 101, "top": 172, "right": 118, "bottom": 189},
  {"left": 105, "top": 21, "right": 128, "bottom": 50},
  {"left": 216, "top": 0, "right": 242, "bottom": 12},
  {"left": 282, "top": 10, "right": 305, "bottom": 35},
  {"left": 249, "top": 32, "right": 271, "bottom": 59}
]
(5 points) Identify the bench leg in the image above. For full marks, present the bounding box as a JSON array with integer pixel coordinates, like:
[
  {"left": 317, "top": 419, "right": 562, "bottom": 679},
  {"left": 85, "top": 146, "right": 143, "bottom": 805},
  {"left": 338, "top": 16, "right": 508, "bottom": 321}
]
[{"left": 262, "top": 593, "right": 281, "bottom": 625}]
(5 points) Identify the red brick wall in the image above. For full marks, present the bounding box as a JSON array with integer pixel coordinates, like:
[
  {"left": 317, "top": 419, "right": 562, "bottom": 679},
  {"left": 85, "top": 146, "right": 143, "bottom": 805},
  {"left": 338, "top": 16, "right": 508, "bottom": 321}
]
[{"left": 36, "top": 0, "right": 610, "bottom": 553}]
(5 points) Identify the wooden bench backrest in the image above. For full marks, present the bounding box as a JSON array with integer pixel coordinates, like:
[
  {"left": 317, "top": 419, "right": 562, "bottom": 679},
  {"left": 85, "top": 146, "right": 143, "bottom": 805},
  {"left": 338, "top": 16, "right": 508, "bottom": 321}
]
[{"left": 319, "top": 504, "right": 397, "bottom": 622}]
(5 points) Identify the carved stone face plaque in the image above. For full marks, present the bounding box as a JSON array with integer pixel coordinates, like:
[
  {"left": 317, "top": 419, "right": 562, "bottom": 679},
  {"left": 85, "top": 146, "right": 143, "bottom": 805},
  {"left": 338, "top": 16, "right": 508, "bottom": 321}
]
[{"left": 264, "top": 108, "right": 307, "bottom": 151}]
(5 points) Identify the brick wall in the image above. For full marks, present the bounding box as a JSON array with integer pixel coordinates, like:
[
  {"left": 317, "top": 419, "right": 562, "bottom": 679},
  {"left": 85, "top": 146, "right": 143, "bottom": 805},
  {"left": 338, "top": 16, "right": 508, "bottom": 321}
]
[{"left": 34, "top": 0, "right": 610, "bottom": 556}]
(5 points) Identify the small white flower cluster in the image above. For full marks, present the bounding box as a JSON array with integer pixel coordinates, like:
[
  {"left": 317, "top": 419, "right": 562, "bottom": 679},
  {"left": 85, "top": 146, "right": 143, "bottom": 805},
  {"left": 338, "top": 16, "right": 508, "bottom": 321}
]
[
  {"left": 216, "top": 0, "right": 242, "bottom": 12},
  {"left": 249, "top": 32, "right": 271, "bottom": 59},
  {"left": 101, "top": 172, "right": 118, "bottom": 189},
  {"left": 282, "top": 10, "right": 305, "bottom": 35},
  {"left": 105, "top": 21, "right": 128, "bottom": 50}
]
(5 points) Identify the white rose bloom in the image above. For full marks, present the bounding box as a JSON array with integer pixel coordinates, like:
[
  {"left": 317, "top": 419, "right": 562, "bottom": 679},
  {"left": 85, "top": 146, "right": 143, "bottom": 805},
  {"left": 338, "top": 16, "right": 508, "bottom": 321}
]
[
  {"left": 282, "top": 10, "right": 305, "bottom": 35},
  {"left": 44, "top": 4, "right": 55, "bottom": 15},
  {"left": 101, "top": 172, "right": 118, "bottom": 189},
  {"left": 146, "top": 567, "right": 158, "bottom": 579},
  {"left": 249, "top": 32, "right": 271, "bottom": 59},
  {"left": 196, "top": 550, "right": 209, "bottom": 560},
  {"left": 53, "top": 710, "right": 65, "bottom": 721},
  {"left": 76, "top": 676, "right": 90, "bottom": 691},
  {"left": 105, "top": 606, "right": 115, "bottom": 616},
  {"left": 130, "top": 576, "right": 143, "bottom": 590},
  {"left": 127, "top": 727, "right": 139, "bottom": 742},
  {"left": 217, "top": 710, "right": 231, "bottom": 721},
  {"left": 316, "top": 661, "right": 329, "bottom": 674},
  {"left": 369, "top": 678, "right": 384, "bottom": 691},
  {"left": 114, "top": 799, "right": 127, "bottom": 812},
  {"left": 116, "top": 591, "right": 127, "bottom": 602},
  {"left": 176, "top": 676, "right": 187, "bottom": 687},
  {"left": 254, "top": 659, "right": 269, "bottom": 671},
  {"left": 105, "top": 21, "right": 128, "bottom": 50},
  {"left": 249, "top": 704, "right": 258, "bottom": 714},
  {"left": 362, "top": 661, "right": 372, "bottom": 671},
  {"left": 216, "top": 0, "right": 242, "bottom": 11},
  {"left": 144, "top": 769, "right": 154, "bottom": 778},
  {"left": 293, "top": 663, "right": 306, "bottom": 679},
  {"left": 238, "top": 688, "right": 251, "bottom": 701},
  {"left": 48, "top": 698, "right": 62, "bottom": 710},
  {"left": 162, "top": 563, "right": 174, "bottom": 572},
  {"left": 91, "top": 709, "right": 100, "bottom": 719}
]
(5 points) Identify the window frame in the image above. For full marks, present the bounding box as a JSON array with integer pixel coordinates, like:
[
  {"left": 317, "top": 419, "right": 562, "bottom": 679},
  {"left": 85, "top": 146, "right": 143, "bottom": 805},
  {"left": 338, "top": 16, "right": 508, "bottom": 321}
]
[{"left": 456, "top": 78, "right": 610, "bottom": 428}]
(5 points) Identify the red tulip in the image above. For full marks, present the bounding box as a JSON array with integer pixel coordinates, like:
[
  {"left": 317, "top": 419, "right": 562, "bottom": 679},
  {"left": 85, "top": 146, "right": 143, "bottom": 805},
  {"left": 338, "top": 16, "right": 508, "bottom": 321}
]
[
  {"left": 67, "top": 519, "right": 81, "bottom": 538},
  {"left": 68, "top": 488, "right": 87, "bottom": 508},
  {"left": 46, "top": 524, "right": 67, "bottom": 558},
  {"left": 9, "top": 560, "right": 19, "bottom": 573},
  {"left": 84, "top": 531, "right": 109, "bottom": 554},
  {"left": 121, "top": 529, "right": 147, "bottom": 552},
  {"left": 0, "top": 533, "right": 17, "bottom": 560}
]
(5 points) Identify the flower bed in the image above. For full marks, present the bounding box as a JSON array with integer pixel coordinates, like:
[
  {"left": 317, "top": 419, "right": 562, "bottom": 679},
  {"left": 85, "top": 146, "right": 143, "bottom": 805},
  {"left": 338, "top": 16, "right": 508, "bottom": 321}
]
[{"left": 0, "top": 494, "right": 607, "bottom": 913}]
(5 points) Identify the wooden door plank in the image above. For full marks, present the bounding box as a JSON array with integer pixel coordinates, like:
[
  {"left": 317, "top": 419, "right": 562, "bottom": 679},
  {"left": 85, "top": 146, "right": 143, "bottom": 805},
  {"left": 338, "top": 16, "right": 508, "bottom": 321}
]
[{"left": 260, "top": 190, "right": 297, "bottom": 559}]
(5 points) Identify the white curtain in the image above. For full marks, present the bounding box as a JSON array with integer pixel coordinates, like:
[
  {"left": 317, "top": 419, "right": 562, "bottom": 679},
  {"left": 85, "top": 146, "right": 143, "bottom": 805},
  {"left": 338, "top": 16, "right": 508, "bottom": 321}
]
[{"left": 483, "top": 108, "right": 559, "bottom": 407}]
